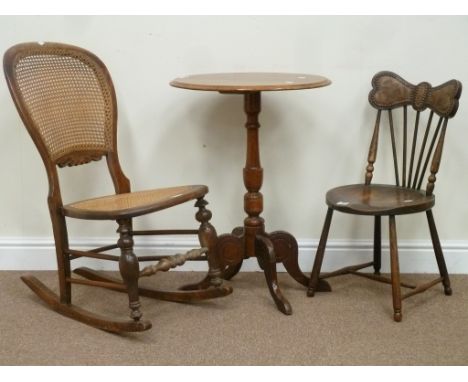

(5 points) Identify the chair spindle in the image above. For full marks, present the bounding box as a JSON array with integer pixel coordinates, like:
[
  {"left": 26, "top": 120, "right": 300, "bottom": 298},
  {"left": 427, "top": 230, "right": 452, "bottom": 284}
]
[
  {"left": 365, "top": 110, "right": 381, "bottom": 185},
  {"left": 411, "top": 111, "right": 434, "bottom": 189},
  {"left": 407, "top": 111, "right": 420, "bottom": 187},
  {"left": 402, "top": 106, "right": 408, "bottom": 187},
  {"left": 388, "top": 110, "right": 400, "bottom": 186},
  {"left": 425, "top": 118, "right": 448, "bottom": 196},
  {"left": 416, "top": 116, "right": 444, "bottom": 190}
]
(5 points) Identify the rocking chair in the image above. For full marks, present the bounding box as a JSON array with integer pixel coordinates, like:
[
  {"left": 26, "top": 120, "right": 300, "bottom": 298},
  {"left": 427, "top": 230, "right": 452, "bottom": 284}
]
[
  {"left": 308, "top": 71, "right": 462, "bottom": 321},
  {"left": 3, "top": 42, "right": 232, "bottom": 333}
]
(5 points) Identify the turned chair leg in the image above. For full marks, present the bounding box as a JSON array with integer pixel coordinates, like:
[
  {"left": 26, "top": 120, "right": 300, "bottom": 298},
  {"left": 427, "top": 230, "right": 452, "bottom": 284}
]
[
  {"left": 117, "top": 219, "right": 142, "bottom": 321},
  {"left": 389, "top": 215, "right": 402, "bottom": 322},
  {"left": 373, "top": 216, "right": 381, "bottom": 275},
  {"left": 308, "top": 208, "right": 334, "bottom": 297},
  {"left": 426, "top": 210, "right": 452, "bottom": 295},
  {"left": 195, "top": 198, "right": 223, "bottom": 288}
]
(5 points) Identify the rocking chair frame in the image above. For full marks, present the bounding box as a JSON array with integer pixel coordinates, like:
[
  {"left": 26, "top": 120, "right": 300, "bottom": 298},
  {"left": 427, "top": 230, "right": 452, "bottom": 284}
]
[{"left": 4, "top": 42, "right": 232, "bottom": 333}]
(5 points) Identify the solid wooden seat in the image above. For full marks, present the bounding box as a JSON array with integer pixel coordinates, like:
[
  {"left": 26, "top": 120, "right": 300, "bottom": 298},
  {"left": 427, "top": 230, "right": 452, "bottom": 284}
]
[
  {"left": 63, "top": 185, "right": 208, "bottom": 220},
  {"left": 3, "top": 42, "right": 232, "bottom": 333},
  {"left": 308, "top": 71, "right": 462, "bottom": 322},
  {"left": 326, "top": 184, "right": 434, "bottom": 216}
]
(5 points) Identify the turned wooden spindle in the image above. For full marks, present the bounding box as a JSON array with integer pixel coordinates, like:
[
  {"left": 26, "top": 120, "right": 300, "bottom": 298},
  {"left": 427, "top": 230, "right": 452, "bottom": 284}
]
[
  {"left": 117, "top": 219, "right": 142, "bottom": 321},
  {"left": 243, "top": 92, "right": 264, "bottom": 257},
  {"left": 426, "top": 118, "right": 448, "bottom": 196},
  {"left": 416, "top": 116, "right": 443, "bottom": 190},
  {"left": 140, "top": 248, "right": 208, "bottom": 277},
  {"left": 365, "top": 110, "right": 381, "bottom": 185},
  {"left": 195, "top": 198, "right": 223, "bottom": 287}
]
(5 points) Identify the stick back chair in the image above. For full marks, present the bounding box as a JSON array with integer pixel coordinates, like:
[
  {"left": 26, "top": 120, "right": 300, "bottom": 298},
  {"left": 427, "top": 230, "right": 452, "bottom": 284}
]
[
  {"left": 3, "top": 42, "right": 232, "bottom": 333},
  {"left": 308, "top": 71, "right": 462, "bottom": 322}
]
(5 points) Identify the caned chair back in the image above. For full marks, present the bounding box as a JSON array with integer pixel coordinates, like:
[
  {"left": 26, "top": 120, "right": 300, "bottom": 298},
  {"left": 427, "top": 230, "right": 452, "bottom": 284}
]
[{"left": 4, "top": 42, "right": 117, "bottom": 168}]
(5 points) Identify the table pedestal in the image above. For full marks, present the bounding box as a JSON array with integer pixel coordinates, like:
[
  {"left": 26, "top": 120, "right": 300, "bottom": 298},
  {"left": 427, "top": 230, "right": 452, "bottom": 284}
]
[
  {"left": 171, "top": 73, "right": 332, "bottom": 314},
  {"left": 182, "top": 92, "right": 330, "bottom": 314}
]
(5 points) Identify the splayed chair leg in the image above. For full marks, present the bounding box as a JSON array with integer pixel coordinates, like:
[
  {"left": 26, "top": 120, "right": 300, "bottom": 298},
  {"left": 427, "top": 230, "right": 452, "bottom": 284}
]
[
  {"left": 426, "top": 210, "right": 452, "bottom": 295},
  {"left": 389, "top": 215, "right": 402, "bottom": 322},
  {"left": 308, "top": 208, "right": 334, "bottom": 297},
  {"left": 373, "top": 216, "right": 382, "bottom": 275}
]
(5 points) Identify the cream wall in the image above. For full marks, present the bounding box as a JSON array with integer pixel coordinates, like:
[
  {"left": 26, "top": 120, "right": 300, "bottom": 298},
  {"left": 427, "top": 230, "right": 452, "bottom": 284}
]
[{"left": 1, "top": 16, "right": 467, "bottom": 270}]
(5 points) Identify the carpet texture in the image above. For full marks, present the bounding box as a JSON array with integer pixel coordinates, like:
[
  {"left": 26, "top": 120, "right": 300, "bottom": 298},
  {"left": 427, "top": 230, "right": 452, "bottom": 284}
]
[{"left": 0, "top": 270, "right": 467, "bottom": 365}]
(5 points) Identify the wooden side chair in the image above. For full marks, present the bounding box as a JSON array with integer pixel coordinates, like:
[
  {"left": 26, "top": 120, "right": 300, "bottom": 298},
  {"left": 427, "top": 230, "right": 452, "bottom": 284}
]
[
  {"left": 308, "top": 71, "right": 462, "bottom": 322},
  {"left": 3, "top": 42, "right": 232, "bottom": 333}
]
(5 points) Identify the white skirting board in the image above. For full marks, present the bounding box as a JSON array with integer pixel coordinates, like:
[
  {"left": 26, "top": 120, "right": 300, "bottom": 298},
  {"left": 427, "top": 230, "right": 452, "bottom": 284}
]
[{"left": 0, "top": 236, "right": 467, "bottom": 273}]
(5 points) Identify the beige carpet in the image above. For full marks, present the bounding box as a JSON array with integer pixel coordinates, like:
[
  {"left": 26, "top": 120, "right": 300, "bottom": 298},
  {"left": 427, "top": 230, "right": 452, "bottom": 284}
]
[{"left": 0, "top": 270, "right": 467, "bottom": 365}]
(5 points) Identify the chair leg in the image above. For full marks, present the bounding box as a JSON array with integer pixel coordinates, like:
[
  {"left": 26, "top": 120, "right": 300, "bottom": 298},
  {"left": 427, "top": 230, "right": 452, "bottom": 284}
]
[
  {"left": 195, "top": 198, "right": 223, "bottom": 288},
  {"left": 117, "top": 219, "right": 142, "bottom": 321},
  {"left": 21, "top": 212, "right": 151, "bottom": 332},
  {"left": 389, "top": 215, "right": 402, "bottom": 322},
  {"left": 373, "top": 216, "right": 381, "bottom": 275},
  {"left": 307, "top": 208, "right": 334, "bottom": 297},
  {"left": 426, "top": 210, "right": 452, "bottom": 295},
  {"left": 50, "top": 212, "right": 72, "bottom": 304}
]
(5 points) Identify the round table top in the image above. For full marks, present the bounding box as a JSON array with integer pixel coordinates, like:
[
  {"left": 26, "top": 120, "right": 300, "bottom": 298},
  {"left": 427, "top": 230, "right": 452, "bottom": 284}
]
[{"left": 170, "top": 72, "right": 331, "bottom": 93}]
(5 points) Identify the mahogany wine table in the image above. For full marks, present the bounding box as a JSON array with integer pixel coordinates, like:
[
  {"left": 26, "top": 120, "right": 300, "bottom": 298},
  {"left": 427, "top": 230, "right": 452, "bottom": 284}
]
[{"left": 170, "top": 72, "right": 331, "bottom": 314}]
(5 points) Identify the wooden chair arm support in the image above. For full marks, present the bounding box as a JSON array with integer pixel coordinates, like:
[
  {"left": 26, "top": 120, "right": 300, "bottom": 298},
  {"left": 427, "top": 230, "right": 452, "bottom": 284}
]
[{"left": 139, "top": 247, "right": 208, "bottom": 277}]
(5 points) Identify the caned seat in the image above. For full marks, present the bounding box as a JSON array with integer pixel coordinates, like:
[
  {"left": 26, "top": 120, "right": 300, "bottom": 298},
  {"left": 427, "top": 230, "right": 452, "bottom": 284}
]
[
  {"left": 308, "top": 71, "right": 462, "bottom": 322},
  {"left": 3, "top": 42, "right": 232, "bottom": 333},
  {"left": 63, "top": 185, "right": 208, "bottom": 220},
  {"left": 326, "top": 184, "right": 434, "bottom": 216}
]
